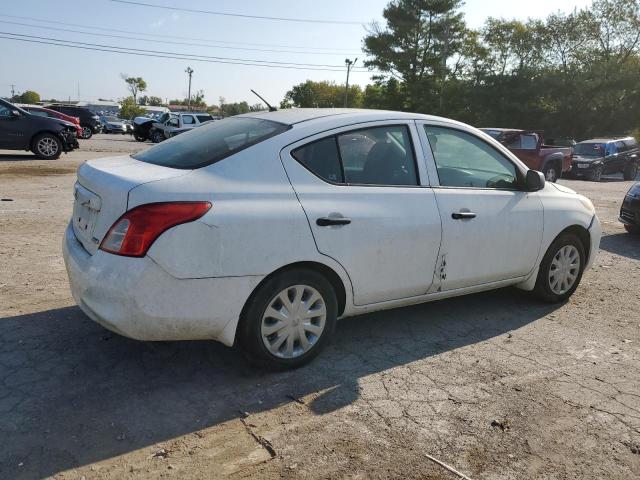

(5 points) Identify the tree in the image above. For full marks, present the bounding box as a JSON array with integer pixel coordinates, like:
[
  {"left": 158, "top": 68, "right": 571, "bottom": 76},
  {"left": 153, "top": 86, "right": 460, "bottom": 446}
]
[
  {"left": 139, "top": 95, "right": 164, "bottom": 106},
  {"left": 219, "top": 101, "right": 251, "bottom": 116},
  {"left": 121, "top": 75, "right": 147, "bottom": 104},
  {"left": 11, "top": 90, "right": 40, "bottom": 104},
  {"left": 280, "top": 80, "right": 363, "bottom": 108},
  {"left": 363, "top": 0, "right": 467, "bottom": 112},
  {"left": 119, "top": 96, "right": 146, "bottom": 119}
]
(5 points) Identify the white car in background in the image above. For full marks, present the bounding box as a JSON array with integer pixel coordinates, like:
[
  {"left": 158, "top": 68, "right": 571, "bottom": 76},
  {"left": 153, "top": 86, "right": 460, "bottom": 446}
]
[{"left": 63, "top": 109, "right": 601, "bottom": 369}]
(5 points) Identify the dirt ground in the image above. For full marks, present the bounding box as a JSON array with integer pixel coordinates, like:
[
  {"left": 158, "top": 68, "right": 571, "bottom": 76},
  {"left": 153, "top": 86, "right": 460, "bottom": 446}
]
[{"left": 1, "top": 134, "right": 639, "bottom": 480}]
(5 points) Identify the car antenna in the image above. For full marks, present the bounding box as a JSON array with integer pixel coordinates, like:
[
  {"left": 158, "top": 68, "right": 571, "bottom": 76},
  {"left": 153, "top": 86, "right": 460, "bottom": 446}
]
[{"left": 251, "top": 89, "right": 277, "bottom": 112}]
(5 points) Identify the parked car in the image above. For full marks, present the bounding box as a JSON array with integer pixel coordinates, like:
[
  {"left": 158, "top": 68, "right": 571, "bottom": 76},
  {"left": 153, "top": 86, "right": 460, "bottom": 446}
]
[
  {"left": 149, "top": 112, "right": 215, "bottom": 143},
  {"left": 620, "top": 182, "right": 640, "bottom": 234},
  {"left": 570, "top": 137, "right": 639, "bottom": 181},
  {"left": 480, "top": 128, "right": 572, "bottom": 182},
  {"left": 46, "top": 104, "right": 102, "bottom": 139},
  {"left": 99, "top": 116, "right": 128, "bottom": 134},
  {"left": 0, "top": 98, "right": 79, "bottom": 159},
  {"left": 132, "top": 115, "right": 161, "bottom": 142},
  {"left": 17, "top": 104, "right": 83, "bottom": 138},
  {"left": 63, "top": 109, "right": 601, "bottom": 369}
]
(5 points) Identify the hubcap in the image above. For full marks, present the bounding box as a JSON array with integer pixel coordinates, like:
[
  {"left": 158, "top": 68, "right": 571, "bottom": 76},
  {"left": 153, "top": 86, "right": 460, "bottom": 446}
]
[
  {"left": 37, "top": 137, "right": 58, "bottom": 157},
  {"left": 82, "top": 127, "right": 91, "bottom": 138},
  {"left": 548, "top": 245, "right": 580, "bottom": 295},
  {"left": 261, "top": 285, "right": 326, "bottom": 359}
]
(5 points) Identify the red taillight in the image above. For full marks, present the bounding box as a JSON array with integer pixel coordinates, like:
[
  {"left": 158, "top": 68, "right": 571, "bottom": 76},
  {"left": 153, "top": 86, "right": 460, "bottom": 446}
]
[{"left": 100, "top": 202, "right": 212, "bottom": 257}]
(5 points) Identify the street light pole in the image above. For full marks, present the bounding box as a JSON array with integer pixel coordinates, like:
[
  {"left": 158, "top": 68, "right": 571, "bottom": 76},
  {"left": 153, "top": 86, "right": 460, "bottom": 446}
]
[
  {"left": 185, "top": 67, "right": 194, "bottom": 110},
  {"left": 344, "top": 58, "right": 357, "bottom": 108}
]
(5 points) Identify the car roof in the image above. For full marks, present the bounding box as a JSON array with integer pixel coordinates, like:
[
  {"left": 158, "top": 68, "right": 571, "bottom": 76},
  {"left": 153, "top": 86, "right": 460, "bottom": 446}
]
[
  {"left": 236, "top": 108, "right": 449, "bottom": 126},
  {"left": 480, "top": 128, "right": 523, "bottom": 133},
  {"left": 579, "top": 138, "right": 616, "bottom": 143}
]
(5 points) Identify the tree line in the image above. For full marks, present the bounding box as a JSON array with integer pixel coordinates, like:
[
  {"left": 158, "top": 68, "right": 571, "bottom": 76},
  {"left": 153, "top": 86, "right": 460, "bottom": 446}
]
[{"left": 283, "top": 0, "right": 640, "bottom": 140}]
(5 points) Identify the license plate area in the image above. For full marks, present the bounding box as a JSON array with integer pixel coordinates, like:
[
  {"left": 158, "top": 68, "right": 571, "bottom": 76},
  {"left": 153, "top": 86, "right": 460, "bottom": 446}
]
[
  {"left": 72, "top": 183, "right": 102, "bottom": 247},
  {"left": 577, "top": 164, "right": 590, "bottom": 169}
]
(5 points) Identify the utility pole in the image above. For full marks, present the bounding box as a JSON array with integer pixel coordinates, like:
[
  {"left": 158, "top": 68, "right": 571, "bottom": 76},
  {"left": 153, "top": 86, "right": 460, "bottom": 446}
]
[
  {"left": 10, "top": 84, "right": 15, "bottom": 99},
  {"left": 185, "top": 67, "right": 194, "bottom": 110},
  {"left": 344, "top": 58, "right": 357, "bottom": 108}
]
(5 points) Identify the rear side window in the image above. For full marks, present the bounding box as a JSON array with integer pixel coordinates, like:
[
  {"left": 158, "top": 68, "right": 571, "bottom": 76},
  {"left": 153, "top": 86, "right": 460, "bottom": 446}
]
[
  {"left": 291, "top": 125, "right": 418, "bottom": 186},
  {"left": 197, "top": 115, "right": 213, "bottom": 123},
  {"left": 182, "top": 115, "right": 195, "bottom": 125},
  {"left": 132, "top": 117, "right": 289, "bottom": 169}
]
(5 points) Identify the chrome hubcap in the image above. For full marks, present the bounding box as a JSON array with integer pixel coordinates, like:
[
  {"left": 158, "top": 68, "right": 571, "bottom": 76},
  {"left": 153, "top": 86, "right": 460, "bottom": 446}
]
[
  {"left": 82, "top": 127, "right": 91, "bottom": 138},
  {"left": 261, "top": 285, "right": 326, "bottom": 359},
  {"left": 37, "top": 137, "right": 58, "bottom": 157},
  {"left": 549, "top": 245, "right": 580, "bottom": 294},
  {"left": 545, "top": 168, "right": 557, "bottom": 182}
]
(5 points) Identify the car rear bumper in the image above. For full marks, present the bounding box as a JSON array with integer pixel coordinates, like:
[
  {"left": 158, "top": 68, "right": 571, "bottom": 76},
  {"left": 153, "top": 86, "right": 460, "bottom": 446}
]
[
  {"left": 62, "top": 223, "right": 263, "bottom": 346},
  {"left": 570, "top": 161, "right": 601, "bottom": 175}
]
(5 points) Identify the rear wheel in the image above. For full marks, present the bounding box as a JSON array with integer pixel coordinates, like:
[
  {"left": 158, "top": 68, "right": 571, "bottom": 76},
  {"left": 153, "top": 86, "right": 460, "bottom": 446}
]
[
  {"left": 625, "top": 224, "right": 640, "bottom": 235},
  {"left": 133, "top": 133, "right": 147, "bottom": 142},
  {"left": 589, "top": 166, "right": 602, "bottom": 182},
  {"left": 31, "top": 133, "right": 62, "bottom": 160},
  {"left": 623, "top": 161, "right": 639, "bottom": 180},
  {"left": 533, "top": 233, "right": 585, "bottom": 303},
  {"left": 543, "top": 163, "right": 560, "bottom": 183},
  {"left": 150, "top": 129, "right": 165, "bottom": 143},
  {"left": 238, "top": 269, "right": 337, "bottom": 369}
]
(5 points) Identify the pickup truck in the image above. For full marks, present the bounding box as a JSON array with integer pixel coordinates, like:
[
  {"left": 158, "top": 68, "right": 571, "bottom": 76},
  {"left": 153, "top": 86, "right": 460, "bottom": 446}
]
[
  {"left": 149, "top": 112, "right": 217, "bottom": 143},
  {"left": 480, "top": 128, "right": 572, "bottom": 182}
]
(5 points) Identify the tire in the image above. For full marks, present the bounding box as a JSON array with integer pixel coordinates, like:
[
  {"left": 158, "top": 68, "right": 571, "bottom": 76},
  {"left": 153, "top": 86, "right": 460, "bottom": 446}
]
[
  {"left": 150, "top": 129, "right": 165, "bottom": 143},
  {"left": 625, "top": 224, "right": 640, "bottom": 235},
  {"left": 589, "top": 166, "right": 602, "bottom": 182},
  {"left": 238, "top": 268, "right": 338, "bottom": 369},
  {"left": 543, "top": 163, "right": 560, "bottom": 183},
  {"left": 623, "top": 161, "right": 638, "bottom": 180},
  {"left": 133, "top": 133, "right": 147, "bottom": 142},
  {"left": 533, "top": 233, "right": 586, "bottom": 303},
  {"left": 31, "top": 133, "right": 62, "bottom": 160},
  {"left": 80, "top": 126, "right": 93, "bottom": 139}
]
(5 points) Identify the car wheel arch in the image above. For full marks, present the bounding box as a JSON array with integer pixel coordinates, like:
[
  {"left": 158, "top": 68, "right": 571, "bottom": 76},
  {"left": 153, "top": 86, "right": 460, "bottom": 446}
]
[
  {"left": 554, "top": 225, "right": 591, "bottom": 262},
  {"left": 29, "top": 130, "right": 64, "bottom": 149}
]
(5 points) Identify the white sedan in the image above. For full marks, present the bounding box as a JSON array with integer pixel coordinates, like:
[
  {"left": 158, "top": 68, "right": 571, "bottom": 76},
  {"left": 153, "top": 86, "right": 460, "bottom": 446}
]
[{"left": 63, "top": 109, "right": 601, "bottom": 368}]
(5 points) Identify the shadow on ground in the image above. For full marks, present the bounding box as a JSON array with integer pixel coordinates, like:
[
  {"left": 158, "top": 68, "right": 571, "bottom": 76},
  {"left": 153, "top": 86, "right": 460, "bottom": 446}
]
[
  {"left": 0, "top": 288, "right": 559, "bottom": 478},
  {"left": 599, "top": 233, "right": 640, "bottom": 260}
]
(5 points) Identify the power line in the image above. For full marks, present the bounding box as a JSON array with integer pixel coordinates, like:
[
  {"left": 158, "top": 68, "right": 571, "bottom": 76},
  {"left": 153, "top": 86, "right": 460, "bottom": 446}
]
[
  {"left": 0, "top": 19, "right": 361, "bottom": 56},
  {"left": 108, "top": 0, "right": 367, "bottom": 25},
  {"left": 0, "top": 33, "right": 371, "bottom": 72},
  {"left": 0, "top": 31, "right": 369, "bottom": 69},
  {"left": 0, "top": 14, "right": 361, "bottom": 52}
]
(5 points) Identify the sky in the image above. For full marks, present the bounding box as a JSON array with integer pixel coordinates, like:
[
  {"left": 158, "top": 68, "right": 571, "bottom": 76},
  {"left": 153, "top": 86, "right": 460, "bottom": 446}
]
[{"left": 1, "top": 0, "right": 594, "bottom": 106}]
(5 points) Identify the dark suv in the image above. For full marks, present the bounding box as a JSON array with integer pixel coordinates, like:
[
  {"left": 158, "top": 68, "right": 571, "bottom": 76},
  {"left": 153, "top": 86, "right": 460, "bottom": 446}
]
[
  {"left": 571, "top": 137, "right": 639, "bottom": 181},
  {"left": 0, "top": 98, "right": 79, "bottom": 159},
  {"left": 46, "top": 104, "right": 101, "bottom": 139}
]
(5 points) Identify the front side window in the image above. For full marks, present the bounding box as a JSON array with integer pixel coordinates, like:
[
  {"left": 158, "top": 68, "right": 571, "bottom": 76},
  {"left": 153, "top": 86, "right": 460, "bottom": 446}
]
[
  {"left": 291, "top": 125, "right": 418, "bottom": 186},
  {"left": 424, "top": 126, "right": 518, "bottom": 189},
  {"left": 132, "top": 117, "right": 289, "bottom": 169},
  {"left": 182, "top": 115, "right": 195, "bottom": 125},
  {"left": 168, "top": 115, "right": 179, "bottom": 127}
]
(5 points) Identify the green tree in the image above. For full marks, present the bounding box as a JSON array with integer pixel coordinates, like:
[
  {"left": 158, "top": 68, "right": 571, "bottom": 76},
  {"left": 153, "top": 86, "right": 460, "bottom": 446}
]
[
  {"left": 12, "top": 90, "right": 40, "bottom": 104},
  {"left": 119, "top": 96, "right": 146, "bottom": 119},
  {"left": 139, "top": 95, "right": 164, "bottom": 106},
  {"left": 363, "top": 0, "right": 467, "bottom": 113},
  {"left": 121, "top": 75, "right": 147, "bottom": 104},
  {"left": 280, "top": 80, "right": 362, "bottom": 108},
  {"left": 220, "top": 101, "right": 251, "bottom": 116}
]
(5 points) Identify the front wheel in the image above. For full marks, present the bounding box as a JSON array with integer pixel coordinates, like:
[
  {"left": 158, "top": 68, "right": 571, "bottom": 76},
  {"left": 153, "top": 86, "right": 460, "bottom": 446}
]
[
  {"left": 623, "top": 161, "right": 639, "bottom": 180},
  {"left": 589, "top": 166, "right": 602, "bottom": 182},
  {"left": 31, "top": 133, "right": 62, "bottom": 160},
  {"left": 533, "top": 233, "right": 585, "bottom": 303},
  {"left": 150, "top": 129, "right": 165, "bottom": 143},
  {"left": 133, "top": 133, "right": 147, "bottom": 142},
  {"left": 80, "top": 126, "right": 93, "bottom": 139},
  {"left": 238, "top": 269, "right": 338, "bottom": 369},
  {"left": 543, "top": 164, "right": 560, "bottom": 183}
]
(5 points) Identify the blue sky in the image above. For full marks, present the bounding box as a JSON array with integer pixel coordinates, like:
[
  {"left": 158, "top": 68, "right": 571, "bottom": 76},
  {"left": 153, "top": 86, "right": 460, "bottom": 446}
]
[{"left": 1, "top": 0, "right": 593, "bottom": 105}]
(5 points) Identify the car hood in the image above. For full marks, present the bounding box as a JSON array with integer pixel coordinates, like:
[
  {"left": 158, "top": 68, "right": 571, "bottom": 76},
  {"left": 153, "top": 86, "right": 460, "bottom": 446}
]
[
  {"left": 627, "top": 182, "right": 640, "bottom": 197},
  {"left": 550, "top": 183, "right": 577, "bottom": 195},
  {"left": 107, "top": 121, "right": 126, "bottom": 126}
]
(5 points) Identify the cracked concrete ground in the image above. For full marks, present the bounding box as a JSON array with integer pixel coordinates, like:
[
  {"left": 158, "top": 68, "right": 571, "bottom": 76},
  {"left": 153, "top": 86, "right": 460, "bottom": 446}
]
[{"left": 1, "top": 136, "right": 639, "bottom": 479}]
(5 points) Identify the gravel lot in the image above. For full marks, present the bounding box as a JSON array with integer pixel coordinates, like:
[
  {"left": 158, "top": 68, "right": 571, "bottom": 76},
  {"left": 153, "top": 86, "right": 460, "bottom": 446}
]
[{"left": 1, "top": 134, "right": 639, "bottom": 479}]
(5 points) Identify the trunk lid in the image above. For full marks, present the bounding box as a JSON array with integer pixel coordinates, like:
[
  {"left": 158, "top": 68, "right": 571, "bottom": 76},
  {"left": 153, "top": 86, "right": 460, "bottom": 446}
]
[{"left": 72, "top": 155, "right": 191, "bottom": 254}]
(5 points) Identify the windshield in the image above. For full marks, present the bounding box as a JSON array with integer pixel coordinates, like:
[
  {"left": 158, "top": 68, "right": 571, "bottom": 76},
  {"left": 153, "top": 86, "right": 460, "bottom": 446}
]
[
  {"left": 132, "top": 117, "right": 289, "bottom": 169},
  {"left": 574, "top": 142, "right": 606, "bottom": 156}
]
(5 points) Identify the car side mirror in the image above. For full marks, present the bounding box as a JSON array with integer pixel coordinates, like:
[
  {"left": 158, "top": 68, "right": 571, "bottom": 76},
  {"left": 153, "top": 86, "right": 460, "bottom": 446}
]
[{"left": 525, "top": 170, "right": 545, "bottom": 192}]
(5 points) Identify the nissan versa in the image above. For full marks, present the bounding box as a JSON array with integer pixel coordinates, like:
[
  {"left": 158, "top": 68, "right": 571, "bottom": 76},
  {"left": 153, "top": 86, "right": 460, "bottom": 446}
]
[{"left": 63, "top": 109, "right": 601, "bottom": 368}]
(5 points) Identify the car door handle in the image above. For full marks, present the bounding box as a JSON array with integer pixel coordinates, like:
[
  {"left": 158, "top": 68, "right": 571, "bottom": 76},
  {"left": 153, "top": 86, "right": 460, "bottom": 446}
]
[
  {"left": 316, "top": 217, "right": 351, "bottom": 227},
  {"left": 451, "top": 212, "right": 477, "bottom": 220}
]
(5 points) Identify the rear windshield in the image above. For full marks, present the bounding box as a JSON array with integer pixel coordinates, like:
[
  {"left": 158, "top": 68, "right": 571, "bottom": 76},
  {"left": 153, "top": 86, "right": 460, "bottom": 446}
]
[{"left": 132, "top": 117, "right": 289, "bottom": 169}]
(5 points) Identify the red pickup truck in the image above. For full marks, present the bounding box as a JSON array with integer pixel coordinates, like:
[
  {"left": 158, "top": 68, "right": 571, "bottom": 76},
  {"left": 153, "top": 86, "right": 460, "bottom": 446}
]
[{"left": 480, "top": 128, "right": 573, "bottom": 182}]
